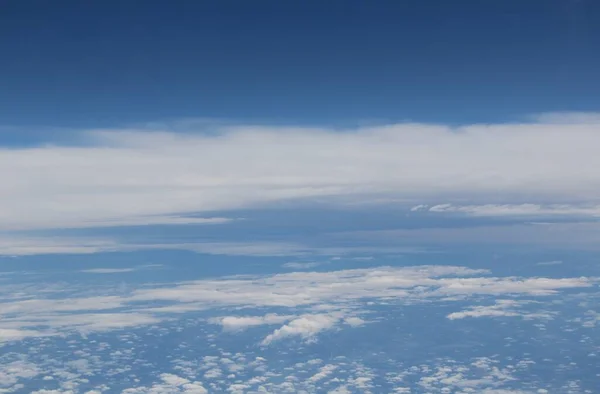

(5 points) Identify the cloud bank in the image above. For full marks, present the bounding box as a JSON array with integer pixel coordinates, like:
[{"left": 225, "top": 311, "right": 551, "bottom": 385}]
[{"left": 2, "top": 115, "right": 600, "bottom": 231}]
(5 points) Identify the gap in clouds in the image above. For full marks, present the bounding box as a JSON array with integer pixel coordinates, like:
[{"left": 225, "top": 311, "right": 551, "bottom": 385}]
[{"left": 6, "top": 202, "right": 600, "bottom": 259}]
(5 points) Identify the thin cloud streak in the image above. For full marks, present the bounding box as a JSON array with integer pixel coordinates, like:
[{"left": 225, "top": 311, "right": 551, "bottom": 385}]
[{"left": 412, "top": 203, "right": 600, "bottom": 217}]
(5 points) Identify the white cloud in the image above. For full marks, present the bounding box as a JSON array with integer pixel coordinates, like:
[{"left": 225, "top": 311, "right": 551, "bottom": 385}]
[
  {"left": 0, "top": 238, "right": 309, "bottom": 257},
  {"left": 307, "top": 364, "right": 338, "bottom": 383},
  {"left": 417, "top": 357, "right": 521, "bottom": 392},
  {"left": 80, "top": 265, "right": 164, "bottom": 274},
  {"left": 122, "top": 373, "right": 208, "bottom": 394},
  {"left": 211, "top": 311, "right": 366, "bottom": 344},
  {"left": 3, "top": 116, "right": 600, "bottom": 231},
  {"left": 129, "top": 265, "right": 489, "bottom": 308},
  {"left": 0, "top": 236, "right": 121, "bottom": 256},
  {"left": 261, "top": 314, "right": 341, "bottom": 345},
  {"left": 160, "top": 374, "right": 192, "bottom": 387},
  {"left": 0, "top": 265, "right": 595, "bottom": 343},
  {"left": 80, "top": 268, "right": 136, "bottom": 274},
  {"left": 0, "top": 328, "right": 48, "bottom": 342},
  {"left": 0, "top": 235, "right": 426, "bottom": 257},
  {"left": 418, "top": 203, "right": 600, "bottom": 217},
  {"left": 0, "top": 237, "right": 307, "bottom": 257},
  {"left": 282, "top": 262, "right": 323, "bottom": 269},
  {"left": 0, "top": 360, "right": 40, "bottom": 387},
  {"left": 536, "top": 260, "right": 563, "bottom": 266},
  {"left": 344, "top": 317, "right": 366, "bottom": 327},
  {"left": 0, "top": 334, "right": 575, "bottom": 393},
  {"left": 572, "top": 309, "right": 600, "bottom": 328},
  {"left": 328, "top": 386, "right": 352, "bottom": 394},
  {"left": 447, "top": 300, "right": 555, "bottom": 320},
  {"left": 209, "top": 314, "right": 295, "bottom": 331}
]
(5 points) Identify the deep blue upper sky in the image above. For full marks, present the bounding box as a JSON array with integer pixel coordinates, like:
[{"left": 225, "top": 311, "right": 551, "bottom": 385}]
[{"left": 1, "top": 0, "right": 599, "bottom": 129}]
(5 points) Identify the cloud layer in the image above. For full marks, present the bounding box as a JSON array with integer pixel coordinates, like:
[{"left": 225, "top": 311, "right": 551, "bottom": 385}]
[
  {"left": 3, "top": 115, "right": 600, "bottom": 231},
  {"left": 0, "top": 265, "right": 595, "bottom": 344}
]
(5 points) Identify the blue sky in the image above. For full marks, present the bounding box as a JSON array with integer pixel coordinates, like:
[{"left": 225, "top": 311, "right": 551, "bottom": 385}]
[{"left": 1, "top": 0, "right": 599, "bottom": 132}]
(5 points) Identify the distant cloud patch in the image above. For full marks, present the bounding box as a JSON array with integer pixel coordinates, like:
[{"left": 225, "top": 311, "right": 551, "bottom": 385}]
[
  {"left": 536, "top": 260, "right": 563, "bottom": 266},
  {"left": 412, "top": 203, "right": 600, "bottom": 217},
  {"left": 80, "top": 268, "right": 136, "bottom": 274}
]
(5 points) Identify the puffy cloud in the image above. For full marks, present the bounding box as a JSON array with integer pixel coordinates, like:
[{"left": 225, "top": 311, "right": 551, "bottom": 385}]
[
  {"left": 261, "top": 314, "right": 341, "bottom": 345},
  {"left": 0, "top": 360, "right": 40, "bottom": 386},
  {"left": 209, "top": 314, "right": 295, "bottom": 331},
  {"left": 3, "top": 116, "right": 600, "bottom": 231},
  {"left": 122, "top": 373, "right": 208, "bottom": 394},
  {"left": 307, "top": 364, "right": 338, "bottom": 383}
]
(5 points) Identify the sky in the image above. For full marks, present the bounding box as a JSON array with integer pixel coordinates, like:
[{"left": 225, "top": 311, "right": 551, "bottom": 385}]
[
  {"left": 1, "top": 0, "right": 600, "bottom": 133},
  {"left": 1, "top": 2, "right": 600, "bottom": 393},
  {"left": 0, "top": 0, "right": 599, "bottom": 240}
]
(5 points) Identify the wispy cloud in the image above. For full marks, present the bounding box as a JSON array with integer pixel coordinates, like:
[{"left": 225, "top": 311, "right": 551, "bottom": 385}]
[
  {"left": 282, "top": 261, "right": 323, "bottom": 269},
  {"left": 0, "top": 236, "right": 425, "bottom": 257},
  {"left": 80, "top": 264, "right": 164, "bottom": 274},
  {"left": 80, "top": 268, "right": 136, "bottom": 274},
  {"left": 447, "top": 300, "right": 555, "bottom": 320},
  {"left": 412, "top": 203, "right": 600, "bottom": 217},
  {"left": 536, "top": 260, "right": 563, "bottom": 266}
]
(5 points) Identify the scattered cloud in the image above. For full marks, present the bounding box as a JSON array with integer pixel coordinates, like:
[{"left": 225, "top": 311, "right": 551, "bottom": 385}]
[
  {"left": 0, "top": 325, "right": 589, "bottom": 393},
  {"left": 122, "top": 373, "right": 207, "bottom": 394},
  {"left": 0, "top": 360, "right": 40, "bottom": 386},
  {"left": 0, "top": 265, "right": 594, "bottom": 343}
]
